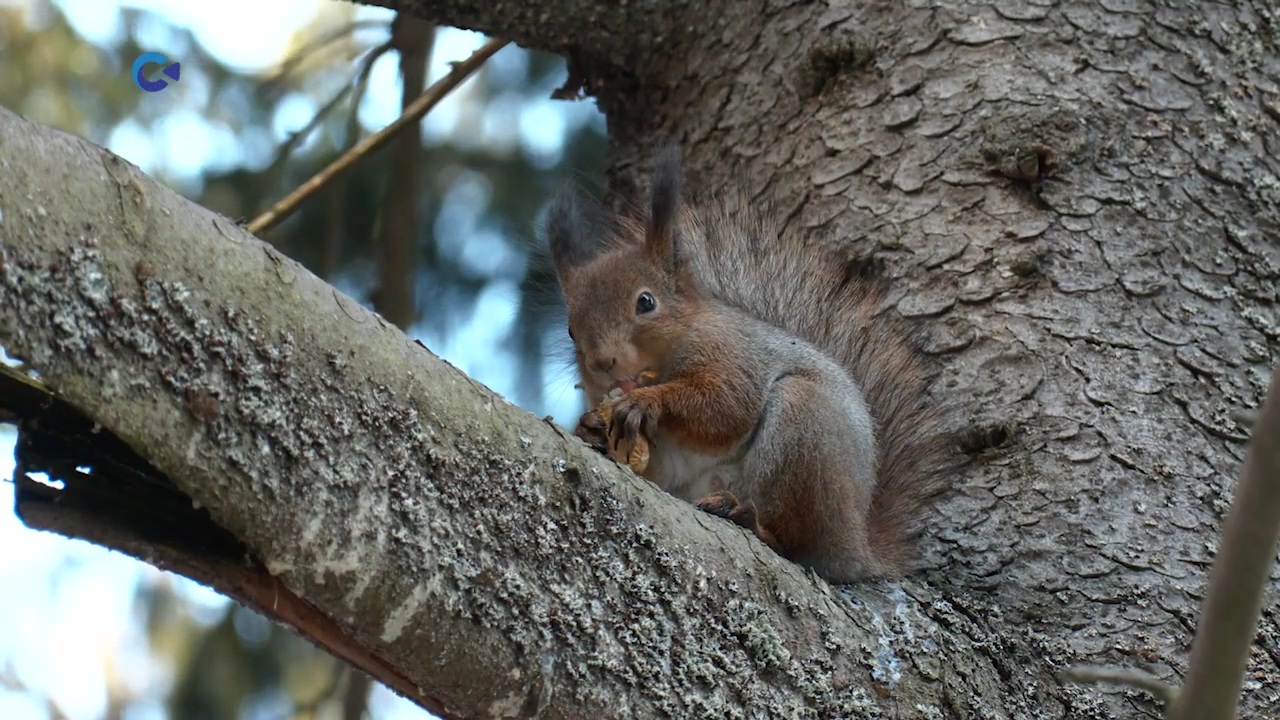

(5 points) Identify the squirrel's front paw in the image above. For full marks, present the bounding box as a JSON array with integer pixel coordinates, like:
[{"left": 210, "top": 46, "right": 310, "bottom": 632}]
[
  {"left": 573, "top": 409, "right": 610, "bottom": 453},
  {"left": 575, "top": 391, "right": 653, "bottom": 474},
  {"left": 608, "top": 391, "right": 660, "bottom": 455}
]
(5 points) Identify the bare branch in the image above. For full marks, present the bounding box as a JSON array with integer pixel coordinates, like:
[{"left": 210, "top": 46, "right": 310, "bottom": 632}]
[
  {"left": 265, "top": 40, "right": 395, "bottom": 185},
  {"left": 1170, "top": 368, "right": 1280, "bottom": 720},
  {"left": 2, "top": 363, "right": 457, "bottom": 718},
  {"left": 263, "top": 19, "right": 393, "bottom": 90},
  {"left": 247, "top": 37, "right": 507, "bottom": 235},
  {"left": 1060, "top": 666, "right": 1178, "bottom": 707}
]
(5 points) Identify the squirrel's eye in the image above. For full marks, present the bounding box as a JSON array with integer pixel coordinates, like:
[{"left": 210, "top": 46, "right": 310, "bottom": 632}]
[
  {"left": 635, "top": 291, "right": 657, "bottom": 315},
  {"left": 567, "top": 327, "right": 576, "bottom": 341}
]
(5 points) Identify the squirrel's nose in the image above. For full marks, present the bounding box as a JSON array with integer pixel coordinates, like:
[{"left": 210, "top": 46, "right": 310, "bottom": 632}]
[{"left": 592, "top": 357, "right": 617, "bottom": 374}]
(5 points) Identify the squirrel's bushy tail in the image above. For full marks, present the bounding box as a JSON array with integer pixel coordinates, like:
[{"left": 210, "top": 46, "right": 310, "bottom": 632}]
[{"left": 679, "top": 190, "right": 959, "bottom": 574}]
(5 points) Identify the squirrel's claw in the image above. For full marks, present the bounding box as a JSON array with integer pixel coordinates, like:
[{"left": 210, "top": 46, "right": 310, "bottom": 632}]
[
  {"left": 573, "top": 390, "right": 655, "bottom": 474},
  {"left": 608, "top": 393, "right": 659, "bottom": 457}
]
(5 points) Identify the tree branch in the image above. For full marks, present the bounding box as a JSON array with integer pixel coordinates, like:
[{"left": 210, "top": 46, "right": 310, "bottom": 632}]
[
  {"left": 0, "top": 106, "right": 984, "bottom": 718},
  {"left": 247, "top": 37, "right": 506, "bottom": 235},
  {"left": 2, "top": 363, "right": 455, "bottom": 718}
]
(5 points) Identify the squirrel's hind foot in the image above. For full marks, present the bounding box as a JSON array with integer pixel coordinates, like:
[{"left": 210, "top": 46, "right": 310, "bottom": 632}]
[{"left": 695, "top": 491, "right": 782, "bottom": 552}]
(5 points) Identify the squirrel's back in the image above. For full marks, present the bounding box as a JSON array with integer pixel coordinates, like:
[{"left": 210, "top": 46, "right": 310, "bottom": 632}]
[{"left": 674, "top": 187, "right": 958, "bottom": 573}]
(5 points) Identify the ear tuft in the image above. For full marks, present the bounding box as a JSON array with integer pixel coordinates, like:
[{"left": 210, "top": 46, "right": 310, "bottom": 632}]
[
  {"left": 544, "top": 183, "right": 600, "bottom": 271},
  {"left": 645, "top": 144, "right": 684, "bottom": 276},
  {"left": 648, "top": 144, "right": 683, "bottom": 243}
]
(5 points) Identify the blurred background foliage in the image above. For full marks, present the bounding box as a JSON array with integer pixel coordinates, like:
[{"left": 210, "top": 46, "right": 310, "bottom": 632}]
[{"left": 0, "top": 1, "right": 608, "bottom": 718}]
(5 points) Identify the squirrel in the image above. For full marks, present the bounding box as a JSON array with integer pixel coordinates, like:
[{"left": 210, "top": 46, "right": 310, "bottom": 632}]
[{"left": 544, "top": 147, "right": 958, "bottom": 582}]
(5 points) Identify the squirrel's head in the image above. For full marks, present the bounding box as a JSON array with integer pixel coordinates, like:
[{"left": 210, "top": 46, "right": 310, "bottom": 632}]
[{"left": 544, "top": 147, "right": 697, "bottom": 403}]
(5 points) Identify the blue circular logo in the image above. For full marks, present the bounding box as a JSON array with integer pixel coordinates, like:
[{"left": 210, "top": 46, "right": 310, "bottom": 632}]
[{"left": 132, "top": 52, "right": 181, "bottom": 92}]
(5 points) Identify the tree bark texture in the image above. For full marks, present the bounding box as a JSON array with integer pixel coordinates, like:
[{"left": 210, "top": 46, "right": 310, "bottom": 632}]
[
  {"left": 2, "top": 1, "right": 1279, "bottom": 719},
  {"left": 369, "top": 0, "right": 1280, "bottom": 716}
]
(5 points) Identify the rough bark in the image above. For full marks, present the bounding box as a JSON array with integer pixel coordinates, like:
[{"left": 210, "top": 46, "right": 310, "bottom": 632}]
[{"left": 387, "top": 0, "right": 1280, "bottom": 717}]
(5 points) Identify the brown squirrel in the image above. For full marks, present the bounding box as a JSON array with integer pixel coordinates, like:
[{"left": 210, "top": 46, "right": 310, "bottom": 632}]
[{"left": 545, "top": 147, "right": 957, "bottom": 582}]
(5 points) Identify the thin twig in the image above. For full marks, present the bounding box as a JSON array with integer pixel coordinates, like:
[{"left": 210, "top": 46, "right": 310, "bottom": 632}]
[
  {"left": 1170, "top": 367, "right": 1280, "bottom": 720},
  {"left": 252, "top": 41, "right": 394, "bottom": 223},
  {"left": 317, "top": 38, "right": 394, "bottom": 276},
  {"left": 247, "top": 37, "right": 509, "bottom": 236},
  {"left": 1060, "top": 665, "right": 1179, "bottom": 706},
  {"left": 262, "top": 19, "right": 390, "bottom": 90},
  {"left": 273, "top": 41, "right": 393, "bottom": 176},
  {"left": 341, "top": 40, "right": 393, "bottom": 159}
]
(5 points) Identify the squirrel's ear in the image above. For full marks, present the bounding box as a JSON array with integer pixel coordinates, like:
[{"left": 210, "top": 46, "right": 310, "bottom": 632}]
[
  {"left": 544, "top": 183, "right": 600, "bottom": 274},
  {"left": 646, "top": 145, "right": 683, "bottom": 265}
]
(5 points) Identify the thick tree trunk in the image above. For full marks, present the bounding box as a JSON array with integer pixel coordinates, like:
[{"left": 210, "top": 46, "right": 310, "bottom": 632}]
[{"left": 3, "top": 0, "right": 1279, "bottom": 718}]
